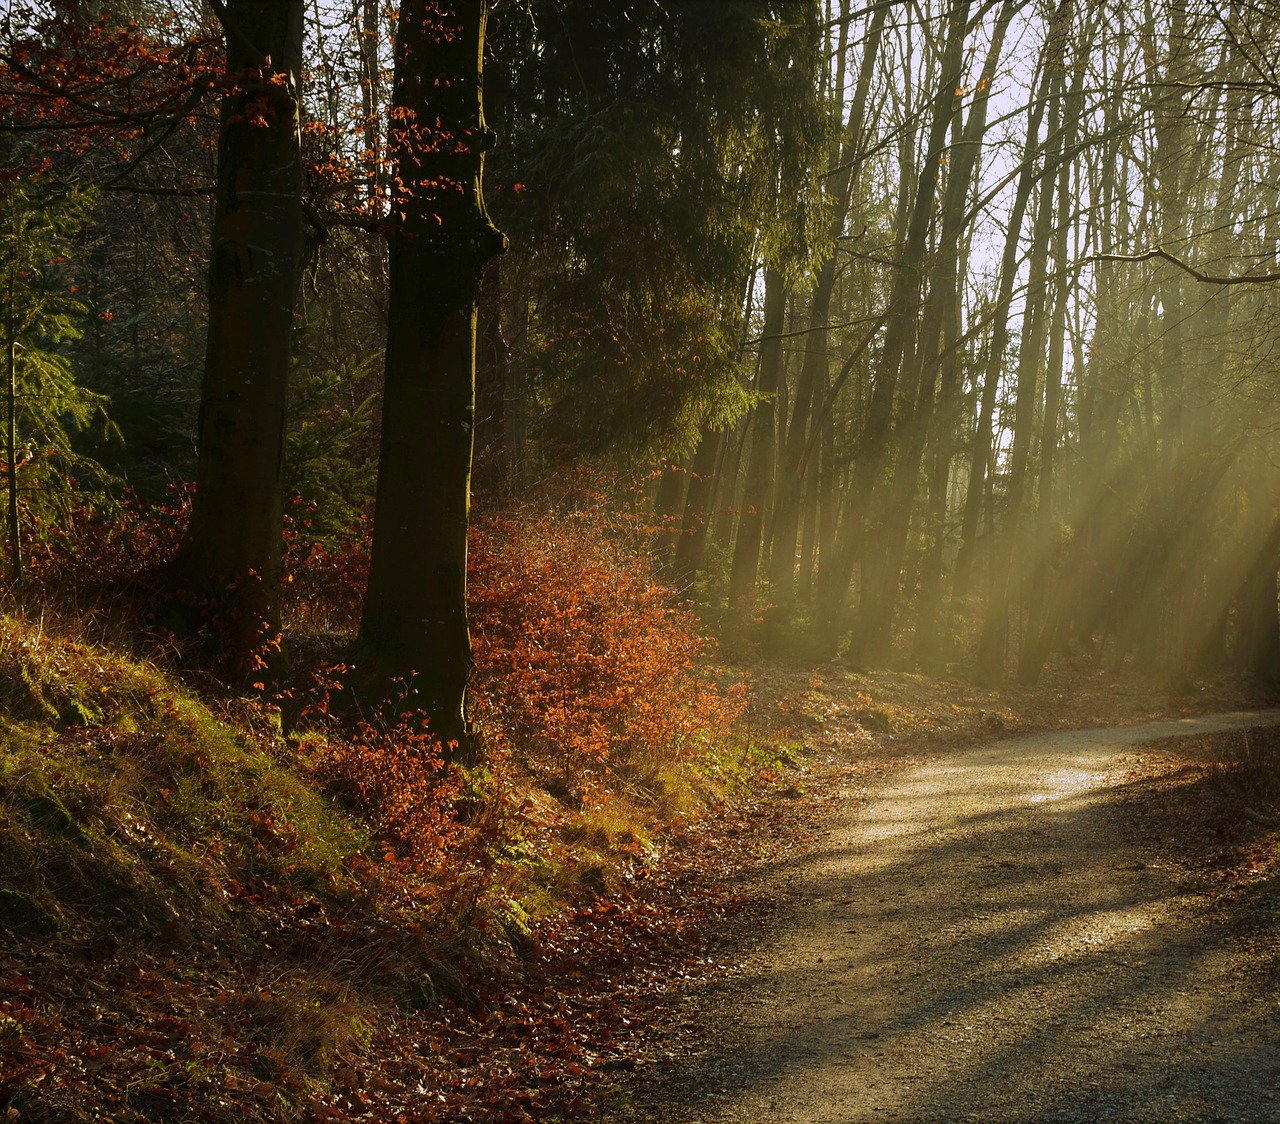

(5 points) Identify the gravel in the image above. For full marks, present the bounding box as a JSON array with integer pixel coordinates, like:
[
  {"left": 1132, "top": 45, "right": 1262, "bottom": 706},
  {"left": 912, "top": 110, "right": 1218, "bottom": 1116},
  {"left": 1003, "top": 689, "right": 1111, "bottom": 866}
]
[{"left": 613, "top": 711, "right": 1280, "bottom": 1123}]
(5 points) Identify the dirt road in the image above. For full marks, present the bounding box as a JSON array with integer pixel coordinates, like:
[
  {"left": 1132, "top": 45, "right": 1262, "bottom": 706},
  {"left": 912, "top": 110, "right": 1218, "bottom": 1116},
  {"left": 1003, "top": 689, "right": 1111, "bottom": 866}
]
[{"left": 619, "top": 712, "right": 1280, "bottom": 1123}]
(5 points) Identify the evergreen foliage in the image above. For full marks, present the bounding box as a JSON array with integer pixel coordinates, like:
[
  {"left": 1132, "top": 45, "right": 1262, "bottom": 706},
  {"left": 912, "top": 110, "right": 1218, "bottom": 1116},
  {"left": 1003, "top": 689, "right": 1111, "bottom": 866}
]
[
  {"left": 486, "top": 0, "right": 830, "bottom": 462},
  {"left": 0, "top": 164, "right": 118, "bottom": 582}
]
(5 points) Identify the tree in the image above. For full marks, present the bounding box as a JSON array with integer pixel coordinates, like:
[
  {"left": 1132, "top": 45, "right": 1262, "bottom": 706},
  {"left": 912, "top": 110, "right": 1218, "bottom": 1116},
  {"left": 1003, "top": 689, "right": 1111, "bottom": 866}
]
[
  {"left": 0, "top": 167, "right": 111, "bottom": 592},
  {"left": 813, "top": 0, "right": 973, "bottom": 658},
  {"left": 358, "top": 0, "right": 505, "bottom": 749},
  {"left": 858, "top": 0, "right": 1018, "bottom": 666},
  {"left": 173, "top": 0, "right": 305, "bottom": 669},
  {"left": 728, "top": 264, "right": 786, "bottom": 606},
  {"left": 483, "top": 1, "right": 823, "bottom": 476},
  {"left": 1, "top": 1, "right": 219, "bottom": 503},
  {"left": 766, "top": 0, "right": 888, "bottom": 609}
]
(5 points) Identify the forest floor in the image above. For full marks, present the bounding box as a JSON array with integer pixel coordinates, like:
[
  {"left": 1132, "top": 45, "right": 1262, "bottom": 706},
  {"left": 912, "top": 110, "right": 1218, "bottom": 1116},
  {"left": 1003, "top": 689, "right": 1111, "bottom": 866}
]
[
  {"left": 596, "top": 663, "right": 1280, "bottom": 1122},
  {"left": 5, "top": 643, "right": 1280, "bottom": 1121}
]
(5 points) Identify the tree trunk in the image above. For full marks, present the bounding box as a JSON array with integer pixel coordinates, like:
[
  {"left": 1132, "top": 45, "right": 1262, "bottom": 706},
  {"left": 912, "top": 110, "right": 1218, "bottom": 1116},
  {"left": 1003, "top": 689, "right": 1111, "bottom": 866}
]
[
  {"left": 175, "top": 0, "right": 305, "bottom": 670},
  {"left": 359, "top": 0, "right": 387, "bottom": 293},
  {"left": 857, "top": 0, "right": 1015, "bottom": 666},
  {"left": 1017, "top": 10, "right": 1092, "bottom": 684},
  {"left": 359, "top": 0, "right": 506, "bottom": 749},
  {"left": 912, "top": 255, "right": 965, "bottom": 671},
  {"left": 973, "top": 10, "right": 1073, "bottom": 683},
  {"left": 673, "top": 426, "right": 724, "bottom": 593},
  {"left": 1041, "top": 24, "right": 1132, "bottom": 659},
  {"left": 973, "top": 130, "right": 1059, "bottom": 682},
  {"left": 767, "top": 1, "right": 888, "bottom": 606},
  {"left": 1237, "top": 516, "right": 1280, "bottom": 685},
  {"left": 947, "top": 20, "right": 1063, "bottom": 663},
  {"left": 5, "top": 266, "right": 18, "bottom": 595},
  {"left": 728, "top": 265, "right": 786, "bottom": 608},
  {"left": 1151, "top": 0, "right": 1190, "bottom": 679},
  {"left": 652, "top": 456, "right": 689, "bottom": 574},
  {"left": 472, "top": 260, "right": 509, "bottom": 500},
  {"left": 812, "top": 0, "right": 971, "bottom": 657}
]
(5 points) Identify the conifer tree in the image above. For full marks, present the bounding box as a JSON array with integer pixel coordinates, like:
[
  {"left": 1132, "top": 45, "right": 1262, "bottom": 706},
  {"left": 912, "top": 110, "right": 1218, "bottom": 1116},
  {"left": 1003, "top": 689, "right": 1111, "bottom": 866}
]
[{"left": 0, "top": 169, "right": 111, "bottom": 591}]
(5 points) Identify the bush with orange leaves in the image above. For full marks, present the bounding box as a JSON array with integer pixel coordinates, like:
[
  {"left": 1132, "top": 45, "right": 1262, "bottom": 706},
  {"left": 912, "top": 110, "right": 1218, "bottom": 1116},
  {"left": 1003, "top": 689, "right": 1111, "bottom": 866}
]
[
  {"left": 23, "top": 486, "right": 747, "bottom": 863},
  {"left": 294, "top": 666, "right": 511, "bottom": 930},
  {"left": 305, "top": 673, "right": 467, "bottom": 880},
  {"left": 468, "top": 508, "right": 747, "bottom": 802}
]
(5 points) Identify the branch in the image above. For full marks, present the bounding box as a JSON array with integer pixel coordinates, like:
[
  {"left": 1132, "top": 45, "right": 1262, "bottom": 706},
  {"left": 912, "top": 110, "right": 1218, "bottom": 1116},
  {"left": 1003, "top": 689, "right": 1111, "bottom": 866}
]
[
  {"left": 0, "top": 49, "right": 215, "bottom": 132},
  {"left": 205, "top": 0, "right": 267, "bottom": 68},
  {"left": 1094, "top": 248, "right": 1280, "bottom": 286},
  {"left": 99, "top": 84, "right": 210, "bottom": 190},
  {"left": 742, "top": 313, "right": 884, "bottom": 348},
  {"left": 102, "top": 183, "right": 216, "bottom": 196},
  {"left": 797, "top": 311, "right": 890, "bottom": 477}
]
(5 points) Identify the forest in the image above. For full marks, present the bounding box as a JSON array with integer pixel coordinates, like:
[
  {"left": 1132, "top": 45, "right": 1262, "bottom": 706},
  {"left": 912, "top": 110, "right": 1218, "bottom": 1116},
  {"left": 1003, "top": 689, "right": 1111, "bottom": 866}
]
[{"left": 2, "top": 0, "right": 1280, "bottom": 1120}]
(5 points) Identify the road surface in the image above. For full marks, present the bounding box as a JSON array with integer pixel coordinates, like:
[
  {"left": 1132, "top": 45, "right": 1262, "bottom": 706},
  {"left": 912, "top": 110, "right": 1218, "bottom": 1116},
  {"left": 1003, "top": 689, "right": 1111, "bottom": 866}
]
[{"left": 620, "top": 712, "right": 1280, "bottom": 1122}]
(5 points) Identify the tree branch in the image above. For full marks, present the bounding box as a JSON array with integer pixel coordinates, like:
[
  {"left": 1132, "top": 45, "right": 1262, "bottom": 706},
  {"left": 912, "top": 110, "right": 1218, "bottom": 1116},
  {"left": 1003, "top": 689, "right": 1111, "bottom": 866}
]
[
  {"left": 99, "top": 85, "right": 210, "bottom": 190},
  {"left": 205, "top": 0, "right": 268, "bottom": 68},
  {"left": 102, "top": 183, "right": 216, "bottom": 196},
  {"left": 1094, "top": 247, "right": 1280, "bottom": 285}
]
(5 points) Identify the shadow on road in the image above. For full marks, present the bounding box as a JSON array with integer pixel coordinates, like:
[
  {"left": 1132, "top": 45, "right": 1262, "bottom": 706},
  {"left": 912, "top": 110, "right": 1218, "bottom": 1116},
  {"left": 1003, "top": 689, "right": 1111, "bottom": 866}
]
[{"left": 614, "top": 714, "right": 1280, "bottom": 1122}]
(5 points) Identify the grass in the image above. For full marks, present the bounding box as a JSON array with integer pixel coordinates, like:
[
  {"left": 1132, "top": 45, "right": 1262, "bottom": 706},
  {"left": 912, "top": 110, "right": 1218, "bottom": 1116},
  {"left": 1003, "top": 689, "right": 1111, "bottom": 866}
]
[
  {"left": 0, "top": 615, "right": 392, "bottom": 1118},
  {"left": 0, "top": 617, "right": 363, "bottom": 945},
  {"left": 1210, "top": 725, "right": 1280, "bottom": 817},
  {"left": 0, "top": 609, "right": 763, "bottom": 1120}
]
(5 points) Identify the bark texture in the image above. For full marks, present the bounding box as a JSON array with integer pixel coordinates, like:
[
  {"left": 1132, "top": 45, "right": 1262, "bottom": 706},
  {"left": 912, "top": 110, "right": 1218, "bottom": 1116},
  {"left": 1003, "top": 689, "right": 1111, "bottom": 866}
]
[
  {"left": 177, "top": 0, "right": 305, "bottom": 665},
  {"left": 359, "top": 0, "right": 505, "bottom": 748}
]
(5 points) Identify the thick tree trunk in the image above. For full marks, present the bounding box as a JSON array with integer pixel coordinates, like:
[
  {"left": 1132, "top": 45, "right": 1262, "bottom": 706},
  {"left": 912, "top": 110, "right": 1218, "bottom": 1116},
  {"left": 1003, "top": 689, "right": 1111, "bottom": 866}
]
[
  {"left": 359, "top": 0, "right": 505, "bottom": 749},
  {"left": 796, "top": 420, "right": 823, "bottom": 604},
  {"left": 1183, "top": 57, "right": 1247, "bottom": 661},
  {"left": 814, "top": 364, "right": 841, "bottom": 590},
  {"left": 176, "top": 0, "right": 304, "bottom": 669}
]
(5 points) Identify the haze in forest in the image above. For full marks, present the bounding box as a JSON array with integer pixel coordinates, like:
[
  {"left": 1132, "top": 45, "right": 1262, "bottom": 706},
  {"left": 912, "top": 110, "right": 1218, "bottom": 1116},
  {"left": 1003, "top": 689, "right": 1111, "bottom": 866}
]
[
  {"left": 5, "top": 1, "right": 1280, "bottom": 1118},
  {"left": 3, "top": 0, "right": 1280, "bottom": 727}
]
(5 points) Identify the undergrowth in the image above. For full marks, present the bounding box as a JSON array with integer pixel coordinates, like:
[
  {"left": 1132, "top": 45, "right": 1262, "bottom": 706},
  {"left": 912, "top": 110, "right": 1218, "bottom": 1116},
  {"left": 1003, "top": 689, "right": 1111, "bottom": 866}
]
[
  {"left": 0, "top": 618, "right": 361, "bottom": 941},
  {"left": 1, "top": 488, "right": 758, "bottom": 1120},
  {"left": 1210, "top": 725, "right": 1280, "bottom": 817}
]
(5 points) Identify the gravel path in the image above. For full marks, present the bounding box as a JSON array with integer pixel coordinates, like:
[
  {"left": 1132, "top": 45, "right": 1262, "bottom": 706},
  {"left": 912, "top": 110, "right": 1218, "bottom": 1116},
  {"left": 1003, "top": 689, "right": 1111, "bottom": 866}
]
[{"left": 620, "top": 711, "right": 1280, "bottom": 1123}]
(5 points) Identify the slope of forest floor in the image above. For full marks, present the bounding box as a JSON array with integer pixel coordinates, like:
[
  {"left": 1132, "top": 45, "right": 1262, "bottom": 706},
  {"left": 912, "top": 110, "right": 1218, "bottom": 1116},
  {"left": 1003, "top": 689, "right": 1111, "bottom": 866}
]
[{"left": 1, "top": 625, "right": 1276, "bottom": 1122}]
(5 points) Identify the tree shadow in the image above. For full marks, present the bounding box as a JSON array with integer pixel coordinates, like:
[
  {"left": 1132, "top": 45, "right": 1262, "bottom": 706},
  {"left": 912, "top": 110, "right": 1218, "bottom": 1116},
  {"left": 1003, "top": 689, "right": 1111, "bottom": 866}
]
[{"left": 616, "top": 720, "right": 1280, "bottom": 1121}]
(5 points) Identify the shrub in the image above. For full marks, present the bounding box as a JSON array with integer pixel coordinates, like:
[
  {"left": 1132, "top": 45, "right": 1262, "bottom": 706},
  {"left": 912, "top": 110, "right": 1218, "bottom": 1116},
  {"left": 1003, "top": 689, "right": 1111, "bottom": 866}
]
[
  {"left": 19, "top": 483, "right": 189, "bottom": 623},
  {"left": 21, "top": 483, "right": 749, "bottom": 830},
  {"left": 302, "top": 671, "right": 464, "bottom": 878},
  {"left": 468, "top": 507, "right": 746, "bottom": 803},
  {"left": 299, "top": 673, "right": 505, "bottom": 928},
  {"left": 281, "top": 500, "right": 371, "bottom": 633}
]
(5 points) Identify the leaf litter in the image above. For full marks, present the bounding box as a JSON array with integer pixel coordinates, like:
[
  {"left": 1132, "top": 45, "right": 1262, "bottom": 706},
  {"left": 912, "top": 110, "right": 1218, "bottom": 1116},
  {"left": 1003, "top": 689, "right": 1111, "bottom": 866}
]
[{"left": 2, "top": 653, "right": 1274, "bottom": 1121}]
